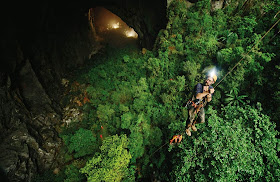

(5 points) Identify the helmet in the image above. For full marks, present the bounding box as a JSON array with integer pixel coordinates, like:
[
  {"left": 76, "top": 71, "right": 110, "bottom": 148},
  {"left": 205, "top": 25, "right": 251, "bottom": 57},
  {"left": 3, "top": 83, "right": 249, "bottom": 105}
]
[{"left": 212, "top": 74, "right": 217, "bottom": 83}]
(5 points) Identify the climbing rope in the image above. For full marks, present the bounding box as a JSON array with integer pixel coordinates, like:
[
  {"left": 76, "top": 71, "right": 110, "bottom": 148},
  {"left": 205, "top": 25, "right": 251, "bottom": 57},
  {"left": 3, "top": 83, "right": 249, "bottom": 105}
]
[
  {"left": 149, "top": 16, "right": 280, "bottom": 158},
  {"left": 149, "top": 100, "right": 207, "bottom": 158},
  {"left": 274, "top": 9, "right": 280, "bottom": 18},
  {"left": 214, "top": 16, "right": 280, "bottom": 89}
]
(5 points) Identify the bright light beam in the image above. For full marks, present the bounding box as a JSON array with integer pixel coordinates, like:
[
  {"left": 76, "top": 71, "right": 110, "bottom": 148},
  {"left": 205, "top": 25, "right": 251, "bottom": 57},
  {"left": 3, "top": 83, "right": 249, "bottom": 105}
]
[
  {"left": 125, "top": 28, "right": 138, "bottom": 38},
  {"left": 209, "top": 67, "right": 216, "bottom": 77},
  {"left": 111, "top": 22, "right": 120, "bottom": 29}
]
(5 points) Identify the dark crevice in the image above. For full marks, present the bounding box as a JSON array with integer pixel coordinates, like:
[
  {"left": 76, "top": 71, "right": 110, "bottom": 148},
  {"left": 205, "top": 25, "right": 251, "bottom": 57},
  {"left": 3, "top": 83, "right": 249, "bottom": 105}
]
[{"left": 0, "top": 1, "right": 167, "bottom": 181}]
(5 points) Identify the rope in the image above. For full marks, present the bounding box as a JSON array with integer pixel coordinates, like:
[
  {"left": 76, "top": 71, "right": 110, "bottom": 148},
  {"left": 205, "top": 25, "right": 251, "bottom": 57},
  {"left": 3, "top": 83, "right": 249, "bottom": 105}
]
[
  {"left": 274, "top": 9, "right": 280, "bottom": 18},
  {"left": 149, "top": 16, "right": 280, "bottom": 158},
  {"left": 149, "top": 141, "right": 169, "bottom": 158},
  {"left": 214, "top": 17, "right": 280, "bottom": 89},
  {"left": 149, "top": 100, "right": 207, "bottom": 158}
]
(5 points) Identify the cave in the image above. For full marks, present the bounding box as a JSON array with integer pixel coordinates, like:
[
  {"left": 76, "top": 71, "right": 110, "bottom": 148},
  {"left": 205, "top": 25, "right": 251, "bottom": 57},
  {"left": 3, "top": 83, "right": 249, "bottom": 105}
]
[
  {"left": 91, "top": 7, "right": 139, "bottom": 48},
  {"left": 1, "top": 0, "right": 280, "bottom": 181},
  {"left": 0, "top": 1, "right": 167, "bottom": 181}
]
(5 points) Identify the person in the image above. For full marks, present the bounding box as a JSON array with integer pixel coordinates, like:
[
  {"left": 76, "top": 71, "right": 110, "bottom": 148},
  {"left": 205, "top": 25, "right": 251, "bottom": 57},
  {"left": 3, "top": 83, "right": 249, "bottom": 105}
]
[{"left": 185, "top": 74, "right": 217, "bottom": 136}]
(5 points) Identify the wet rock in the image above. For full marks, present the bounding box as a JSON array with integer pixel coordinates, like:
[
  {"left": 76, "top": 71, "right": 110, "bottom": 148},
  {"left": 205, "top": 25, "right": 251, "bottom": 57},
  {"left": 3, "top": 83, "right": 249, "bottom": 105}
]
[
  {"left": 62, "top": 107, "right": 83, "bottom": 127},
  {"left": 211, "top": 0, "right": 225, "bottom": 11},
  {"left": 0, "top": 86, "right": 62, "bottom": 181},
  {"left": 61, "top": 78, "right": 70, "bottom": 87},
  {"left": 1, "top": 1, "right": 168, "bottom": 181},
  {"left": 18, "top": 59, "right": 53, "bottom": 114}
]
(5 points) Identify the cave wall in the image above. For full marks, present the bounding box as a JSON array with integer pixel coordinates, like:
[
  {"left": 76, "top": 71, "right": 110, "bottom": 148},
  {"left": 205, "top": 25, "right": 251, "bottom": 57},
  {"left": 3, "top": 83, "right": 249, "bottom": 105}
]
[
  {"left": 0, "top": 1, "right": 167, "bottom": 181},
  {"left": 87, "top": 0, "right": 168, "bottom": 49},
  {"left": 0, "top": 0, "right": 228, "bottom": 180},
  {"left": 0, "top": 0, "right": 227, "bottom": 180},
  {"left": 0, "top": 2, "right": 99, "bottom": 182}
]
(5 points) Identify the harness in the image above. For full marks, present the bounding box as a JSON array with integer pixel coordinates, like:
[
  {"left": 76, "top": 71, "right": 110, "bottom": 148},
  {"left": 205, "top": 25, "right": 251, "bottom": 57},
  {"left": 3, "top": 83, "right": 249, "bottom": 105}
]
[
  {"left": 185, "top": 98, "right": 203, "bottom": 111},
  {"left": 150, "top": 16, "right": 280, "bottom": 154},
  {"left": 185, "top": 96, "right": 209, "bottom": 125}
]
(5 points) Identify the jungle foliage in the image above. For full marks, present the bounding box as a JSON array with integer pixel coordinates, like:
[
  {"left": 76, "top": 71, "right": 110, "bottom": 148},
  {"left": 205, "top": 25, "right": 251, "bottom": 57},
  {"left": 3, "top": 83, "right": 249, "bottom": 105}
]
[{"left": 45, "top": 0, "right": 280, "bottom": 181}]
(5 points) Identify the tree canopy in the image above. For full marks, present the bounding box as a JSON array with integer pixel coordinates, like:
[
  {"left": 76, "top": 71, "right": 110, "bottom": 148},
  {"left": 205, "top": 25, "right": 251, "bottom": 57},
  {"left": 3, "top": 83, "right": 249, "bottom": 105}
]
[{"left": 36, "top": 0, "right": 280, "bottom": 181}]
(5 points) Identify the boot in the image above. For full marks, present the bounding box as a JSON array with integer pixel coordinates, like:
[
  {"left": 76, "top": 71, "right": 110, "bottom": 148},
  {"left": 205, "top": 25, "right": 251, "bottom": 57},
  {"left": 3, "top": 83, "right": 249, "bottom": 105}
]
[
  {"left": 185, "top": 128, "right": 191, "bottom": 136},
  {"left": 191, "top": 124, "right": 197, "bottom": 132}
]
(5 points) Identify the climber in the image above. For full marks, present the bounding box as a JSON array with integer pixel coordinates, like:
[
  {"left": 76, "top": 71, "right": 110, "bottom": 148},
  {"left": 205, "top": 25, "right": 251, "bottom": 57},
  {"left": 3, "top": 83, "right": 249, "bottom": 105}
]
[{"left": 185, "top": 72, "right": 217, "bottom": 136}]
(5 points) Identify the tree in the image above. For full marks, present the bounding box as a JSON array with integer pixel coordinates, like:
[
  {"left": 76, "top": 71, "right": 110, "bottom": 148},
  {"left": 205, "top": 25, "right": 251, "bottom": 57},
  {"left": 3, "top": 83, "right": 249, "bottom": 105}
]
[
  {"left": 80, "top": 134, "right": 134, "bottom": 182},
  {"left": 171, "top": 104, "right": 280, "bottom": 181},
  {"left": 64, "top": 128, "right": 97, "bottom": 158},
  {"left": 225, "top": 87, "right": 247, "bottom": 106},
  {"left": 55, "top": 0, "right": 280, "bottom": 181}
]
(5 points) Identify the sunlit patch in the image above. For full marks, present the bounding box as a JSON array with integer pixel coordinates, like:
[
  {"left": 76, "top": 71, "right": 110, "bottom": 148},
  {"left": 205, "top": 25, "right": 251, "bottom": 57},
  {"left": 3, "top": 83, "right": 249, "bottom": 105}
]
[
  {"left": 111, "top": 22, "right": 120, "bottom": 29},
  {"left": 125, "top": 28, "right": 138, "bottom": 38},
  {"left": 106, "top": 22, "right": 120, "bottom": 30},
  {"left": 92, "top": 7, "right": 138, "bottom": 46}
]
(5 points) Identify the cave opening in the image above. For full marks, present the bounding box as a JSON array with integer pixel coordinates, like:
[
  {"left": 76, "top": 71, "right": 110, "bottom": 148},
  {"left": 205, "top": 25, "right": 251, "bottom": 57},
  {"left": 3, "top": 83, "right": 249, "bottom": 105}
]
[
  {"left": 89, "top": 7, "right": 139, "bottom": 48},
  {"left": 0, "top": 2, "right": 169, "bottom": 181}
]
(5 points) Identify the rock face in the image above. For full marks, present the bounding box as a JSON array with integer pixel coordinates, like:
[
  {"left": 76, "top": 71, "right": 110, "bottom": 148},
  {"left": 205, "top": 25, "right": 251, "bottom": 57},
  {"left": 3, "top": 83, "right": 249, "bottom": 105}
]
[
  {"left": 211, "top": 0, "right": 225, "bottom": 11},
  {"left": 0, "top": 74, "right": 61, "bottom": 181},
  {"left": 0, "top": 2, "right": 98, "bottom": 182},
  {"left": 0, "top": 59, "right": 63, "bottom": 182},
  {"left": 0, "top": 0, "right": 228, "bottom": 181},
  {"left": 0, "top": 1, "right": 167, "bottom": 181}
]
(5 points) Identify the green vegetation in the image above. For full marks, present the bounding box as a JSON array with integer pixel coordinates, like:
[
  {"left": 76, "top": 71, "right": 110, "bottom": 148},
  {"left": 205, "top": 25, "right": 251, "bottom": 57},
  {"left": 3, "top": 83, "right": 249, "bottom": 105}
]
[
  {"left": 63, "top": 128, "right": 97, "bottom": 158},
  {"left": 80, "top": 135, "right": 133, "bottom": 182},
  {"left": 225, "top": 88, "right": 247, "bottom": 106},
  {"left": 171, "top": 104, "right": 280, "bottom": 181},
  {"left": 37, "top": 0, "right": 280, "bottom": 181}
]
